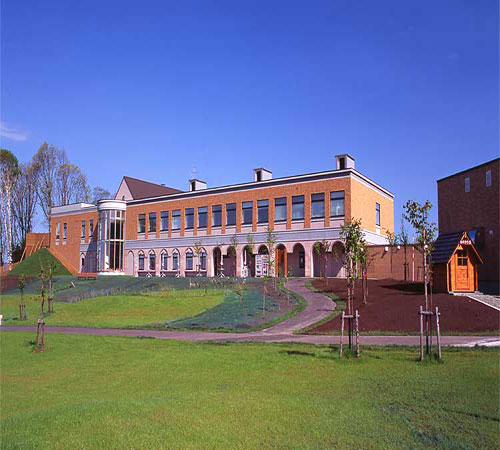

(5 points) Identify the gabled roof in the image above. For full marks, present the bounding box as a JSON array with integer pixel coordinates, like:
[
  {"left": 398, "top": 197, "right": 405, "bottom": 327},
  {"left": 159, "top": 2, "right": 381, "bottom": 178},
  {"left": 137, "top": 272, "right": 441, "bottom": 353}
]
[
  {"left": 118, "top": 176, "right": 182, "bottom": 200},
  {"left": 431, "top": 231, "right": 483, "bottom": 264}
]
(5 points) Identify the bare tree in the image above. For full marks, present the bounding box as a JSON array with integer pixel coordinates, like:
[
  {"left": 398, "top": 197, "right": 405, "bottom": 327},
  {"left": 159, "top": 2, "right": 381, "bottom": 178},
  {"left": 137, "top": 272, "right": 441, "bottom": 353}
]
[
  {"left": 314, "top": 239, "right": 332, "bottom": 288},
  {"left": 92, "top": 186, "right": 111, "bottom": 204},
  {"left": 0, "top": 149, "right": 19, "bottom": 264},
  {"left": 33, "top": 143, "right": 61, "bottom": 229},
  {"left": 193, "top": 240, "right": 203, "bottom": 276},
  {"left": 12, "top": 161, "right": 39, "bottom": 247},
  {"left": 55, "top": 161, "right": 90, "bottom": 206}
]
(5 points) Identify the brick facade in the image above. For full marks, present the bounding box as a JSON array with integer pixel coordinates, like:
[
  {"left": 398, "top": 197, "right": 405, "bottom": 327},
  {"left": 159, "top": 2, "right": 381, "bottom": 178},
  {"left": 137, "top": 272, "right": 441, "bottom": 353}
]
[{"left": 437, "top": 158, "right": 499, "bottom": 289}]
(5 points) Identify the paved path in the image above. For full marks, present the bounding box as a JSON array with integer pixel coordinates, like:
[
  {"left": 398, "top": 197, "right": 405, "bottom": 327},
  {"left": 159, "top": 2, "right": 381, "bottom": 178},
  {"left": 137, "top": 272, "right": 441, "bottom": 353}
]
[
  {"left": 456, "top": 292, "right": 500, "bottom": 311},
  {"left": 1, "top": 279, "right": 498, "bottom": 347}
]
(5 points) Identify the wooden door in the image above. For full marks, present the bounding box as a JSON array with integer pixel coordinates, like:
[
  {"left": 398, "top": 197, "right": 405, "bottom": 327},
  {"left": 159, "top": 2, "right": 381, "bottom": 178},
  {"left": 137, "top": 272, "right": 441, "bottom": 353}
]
[{"left": 455, "top": 249, "right": 472, "bottom": 292}]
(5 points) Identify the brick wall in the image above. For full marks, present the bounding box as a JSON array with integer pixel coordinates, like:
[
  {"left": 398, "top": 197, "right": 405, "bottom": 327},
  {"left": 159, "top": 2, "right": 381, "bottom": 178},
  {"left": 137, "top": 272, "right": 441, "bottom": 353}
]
[
  {"left": 366, "top": 245, "right": 424, "bottom": 282},
  {"left": 437, "top": 159, "right": 499, "bottom": 283}
]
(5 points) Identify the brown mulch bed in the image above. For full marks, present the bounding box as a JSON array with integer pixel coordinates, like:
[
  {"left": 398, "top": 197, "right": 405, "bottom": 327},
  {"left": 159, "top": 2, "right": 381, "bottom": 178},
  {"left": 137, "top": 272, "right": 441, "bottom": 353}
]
[{"left": 309, "top": 278, "right": 500, "bottom": 334}]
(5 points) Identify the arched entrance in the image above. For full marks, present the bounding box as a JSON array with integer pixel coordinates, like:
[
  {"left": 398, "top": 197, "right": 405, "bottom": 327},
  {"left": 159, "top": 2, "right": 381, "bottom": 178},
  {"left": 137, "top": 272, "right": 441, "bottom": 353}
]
[
  {"left": 275, "top": 244, "right": 287, "bottom": 277},
  {"left": 224, "top": 246, "right": 237, "bottom": 277},
  {"left": 329, "top": 241, "right": 345, "bottom": 277},
  {"left": 289, "top": 243, "right": 305, "bottom": 277},
  {"left": 243, "top": 245, "right": 255, "bottom": 277},
  {"left": 213, "top": 247, "right": 222, "bottom": 276},
  {"left": 313, "top": 242, "right": 323, "bottom": 278}
]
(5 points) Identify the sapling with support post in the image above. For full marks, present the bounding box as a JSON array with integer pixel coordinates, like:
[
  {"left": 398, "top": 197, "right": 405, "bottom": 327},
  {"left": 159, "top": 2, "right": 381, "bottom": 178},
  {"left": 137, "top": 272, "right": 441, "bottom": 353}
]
[
  {"left": 18, "top": 274, "right": 27, "bottom": 320},
  {"left": 46, "top": 259, "right": 57, "bottom": 313},
  {"left": 403, "top": 200, "right": 440, "bottom": 361},
  {"left": 313, "top": 239, "right": 332, "bottom": 288},
  {"left": 193, "top": 240, "right": 203, "bottom": 276},
  {"left": 265, "top": 227, "right": 277, "bottom": 290},
  {"left": 339, "top": 218, "right": 365, "bottom": 358},
  {"left": 35, "top": 265, "right": 47, "bottom": 351}
]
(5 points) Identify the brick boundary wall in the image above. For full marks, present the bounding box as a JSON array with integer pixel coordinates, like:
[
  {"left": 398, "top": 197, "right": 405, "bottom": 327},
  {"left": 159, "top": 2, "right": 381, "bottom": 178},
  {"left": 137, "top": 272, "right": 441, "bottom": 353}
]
[{"left": 366, "top": 245, "right": 424, "bottom": 282}]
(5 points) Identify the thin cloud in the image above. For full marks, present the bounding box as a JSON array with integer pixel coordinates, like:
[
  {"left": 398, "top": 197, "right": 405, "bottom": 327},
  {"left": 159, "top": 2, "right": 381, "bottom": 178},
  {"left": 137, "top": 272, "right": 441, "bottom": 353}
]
[{"left": 0, "top": 121, "right": 29, "bottom": 142}]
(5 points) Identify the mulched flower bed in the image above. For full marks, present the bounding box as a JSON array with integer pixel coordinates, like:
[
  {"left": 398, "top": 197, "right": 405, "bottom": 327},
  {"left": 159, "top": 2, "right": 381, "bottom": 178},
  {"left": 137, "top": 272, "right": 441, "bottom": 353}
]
[{"left": 309, "top": 278, "right": 500, "bottom": 334}]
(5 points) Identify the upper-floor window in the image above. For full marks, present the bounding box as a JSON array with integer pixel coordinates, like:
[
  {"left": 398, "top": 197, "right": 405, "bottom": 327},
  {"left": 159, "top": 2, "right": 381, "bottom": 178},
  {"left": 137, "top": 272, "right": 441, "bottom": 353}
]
[
  {"left": 63, "top": 223, "right": 67, "bottom": 240},
  {"left": 226, "top": 203, "right": 236, "bottom": 226},
  {"left": 81, "top": 221, "right": 86, "bottom": 239},
  {"left": 89, "top": 220, "right": 94, "bottom": 239},
  {"left": 56, "top": 223, "right": 61, "bottom": 240},
  {"left": 376, "top": 203, "right": 381, "bottom": 227},
  {"left": 275, "top": 197, "right": 287, "bottom": 222},
  {"left": 161, "top": 211, "right": 169, "bottom": 231},
  {"left": 172, "top": 210, "right": 181, "bottom": 230},
  {"left": 186, "top": 250, "right": 193, "bottom": 270},
  {"left": 138, "top": 214, "right": 146, "bottom": 233},
  {"left": 257, "top": 200, "right": 268, "bottom": 223},
  {"left": 242, "top": 201, "right": 253, "bottom": 225},
  {"left": 311, "top": 193, "right": 325, "bottom": 219},
  {"left": 465, "top": 177, "right": 470, "bottom": 193},
  {"left": 185, "top": 208, "right": 194, "bottom": 230},
  {"left": 212, "top": 205, "right": 222, "bottom": 227},
  {"left": 292, "top": 195, "right": 304, "bottom": 221},
  {"left": 198, "top": 207, "right": 207, "bottom": 229},
  {"left": 330, "top": 191, "right": 345, "bottom": 217},
  {"left": 149, "top": 213, "right": 157, "bottom": 233},
  {"left": 486, "top": 170, "right": 492, "bottom": 187}
]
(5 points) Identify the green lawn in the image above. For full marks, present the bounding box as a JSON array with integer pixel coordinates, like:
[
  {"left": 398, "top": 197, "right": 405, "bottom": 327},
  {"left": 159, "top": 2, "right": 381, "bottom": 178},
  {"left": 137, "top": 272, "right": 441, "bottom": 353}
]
[
  {"left": 1, "top": 333, "right": 498, "bottom": 449},
  {"left": 0, "top": 289, "right": 225, "bottom": 328},
  {"left": 9, "top": 248, "right": 71, "bottom": 276}
]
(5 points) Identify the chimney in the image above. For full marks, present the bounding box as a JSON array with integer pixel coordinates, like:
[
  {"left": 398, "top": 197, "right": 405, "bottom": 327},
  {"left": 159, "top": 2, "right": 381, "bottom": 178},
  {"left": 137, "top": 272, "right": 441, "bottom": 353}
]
[
  {"left": 335, "top": 154, "right": 355, "bottom": 170},
  {"left": 189, "top": 179, "right": 207, "bottom": 191},
  {"left": 253, "top": 168, "right": 272, "bottom": 182}
]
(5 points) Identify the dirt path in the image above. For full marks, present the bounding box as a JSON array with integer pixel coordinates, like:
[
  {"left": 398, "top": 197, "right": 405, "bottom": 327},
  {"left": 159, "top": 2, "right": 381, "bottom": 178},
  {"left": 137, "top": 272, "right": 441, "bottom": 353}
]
[{"left": 1, "top": 279, "right": 498, "bottom": 347}]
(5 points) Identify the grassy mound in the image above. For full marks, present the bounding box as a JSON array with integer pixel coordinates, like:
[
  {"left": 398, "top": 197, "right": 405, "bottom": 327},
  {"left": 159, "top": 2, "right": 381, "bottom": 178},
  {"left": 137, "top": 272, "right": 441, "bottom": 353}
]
[{"left": 9, "top": 248, "right": 71, "bottom": 276}]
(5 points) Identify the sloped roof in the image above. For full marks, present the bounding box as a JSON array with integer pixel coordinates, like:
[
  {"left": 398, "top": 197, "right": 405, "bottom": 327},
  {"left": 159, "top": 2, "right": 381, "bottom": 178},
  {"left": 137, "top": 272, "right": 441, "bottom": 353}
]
[
  {"left": 121, "top": 176, "right": 182, "bottom": 200},
  {"left": 431, "top": 231, "right": 483, "bottom": 264}
]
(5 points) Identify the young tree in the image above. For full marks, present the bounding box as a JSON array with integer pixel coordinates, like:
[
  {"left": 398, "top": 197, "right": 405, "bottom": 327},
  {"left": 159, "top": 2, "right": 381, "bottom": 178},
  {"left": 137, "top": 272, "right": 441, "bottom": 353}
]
[
  {"left": 385, "top": 230, "right": 399, "bottom": 276},
  {"left": 193, "top": 241, "right": 203, "bottom": 276},
  {"left": 46, "top": 260, "right": 57, "bottom": 313},
  {"left": 313, "top": 239, "right": 332, "bottom": 288},
  {"left": 403, "top": 200, "right": 437, "bottom": 355},
  {"left": 340, "top": 219, "right": 366, "bottom": 316},
  {"left": 403, "top": 200, "right": 436, "bottom": 310},
  {"left": 244, "top": 233, "right": 255, "bottom": 277},
  {"left": 0, "top": 149, "right": 19, "bottom": 265},
  {"left": 398, "top": 217, "right": 410, "bottom": 281},
  {"left": 265, "top": 228, "right": 277, "bottom": 288},
  {"left": 18, "top": 274, "right": 27, "bottom": 320},
  {"left": 359, "top": 241, "right": 369, "bottom": 305}
]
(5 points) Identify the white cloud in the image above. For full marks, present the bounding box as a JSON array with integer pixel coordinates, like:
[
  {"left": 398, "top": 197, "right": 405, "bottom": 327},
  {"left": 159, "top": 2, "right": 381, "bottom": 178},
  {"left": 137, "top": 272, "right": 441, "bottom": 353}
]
[{"left": 0, "top": 121, "right": 29, "bottom": 142}]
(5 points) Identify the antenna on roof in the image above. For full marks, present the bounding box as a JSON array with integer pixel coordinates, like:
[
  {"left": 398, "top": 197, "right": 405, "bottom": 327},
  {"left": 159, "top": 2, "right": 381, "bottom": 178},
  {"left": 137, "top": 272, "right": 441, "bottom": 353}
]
[{"left": 191, "top": 166, "right": 198, "bottom": 179}]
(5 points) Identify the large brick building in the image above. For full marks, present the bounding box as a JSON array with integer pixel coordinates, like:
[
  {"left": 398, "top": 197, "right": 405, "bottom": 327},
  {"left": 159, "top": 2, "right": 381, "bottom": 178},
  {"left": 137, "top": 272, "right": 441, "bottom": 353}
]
[
  {"left": 437, "top": 158, "right": 499, "bottom": 293},
  {"left": 50, "top": 154, "right": 394, "bottom": 278}
]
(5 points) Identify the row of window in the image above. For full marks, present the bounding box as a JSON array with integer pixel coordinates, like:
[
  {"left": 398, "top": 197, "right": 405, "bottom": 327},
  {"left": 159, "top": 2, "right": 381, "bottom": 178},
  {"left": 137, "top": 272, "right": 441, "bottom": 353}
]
[
  {"left": 465, "top": 170, "right": 492, "bottom": 192},
  {"left": 138, "top": 250, "right": 207, "bottom": 272},
  {"left": 138, "top": 192, "right": 346, "bottom": 233},
  {"left": 55, "top": 221, "right": 95, "bottom": 241}
]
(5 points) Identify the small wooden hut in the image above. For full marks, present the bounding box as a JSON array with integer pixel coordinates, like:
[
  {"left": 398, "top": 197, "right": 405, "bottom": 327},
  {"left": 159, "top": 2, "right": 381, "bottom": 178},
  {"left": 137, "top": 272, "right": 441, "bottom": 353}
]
[{"left": 431, "top": 231, "right": 483, "bottom": 293}]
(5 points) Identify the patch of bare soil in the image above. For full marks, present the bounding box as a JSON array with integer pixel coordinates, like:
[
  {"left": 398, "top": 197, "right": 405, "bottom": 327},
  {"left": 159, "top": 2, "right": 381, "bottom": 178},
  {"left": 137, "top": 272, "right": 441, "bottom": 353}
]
[{"left": 309, "top": 278, "right": 500, "bottom": 333}]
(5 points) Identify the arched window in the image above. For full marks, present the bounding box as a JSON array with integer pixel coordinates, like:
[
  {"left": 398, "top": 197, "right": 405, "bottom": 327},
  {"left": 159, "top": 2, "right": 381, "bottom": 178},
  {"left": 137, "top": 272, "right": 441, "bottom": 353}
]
[
  {"left": 149, "top": 251, "right": 156, "bottom": 271},
  {"left": 172, "top": 251, "right": 179, "bottom": 271},
  {"left": 200, "top": 251, "right": 207, "bottom": 271},
  {"left": 161, "top": 250, "right": 168, "bottom": 270},
  {"left": 138, "top": 252, "right": 145, "bottom": 271},
  {"left": 186, "top": 250, "right": 193, "bottom": 271}
]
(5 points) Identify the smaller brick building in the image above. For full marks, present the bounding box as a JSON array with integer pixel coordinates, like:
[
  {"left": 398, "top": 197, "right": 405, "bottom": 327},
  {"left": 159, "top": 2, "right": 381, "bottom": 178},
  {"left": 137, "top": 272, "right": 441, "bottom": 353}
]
[{"left": 437, "top": 158, "right": 499, "bottom": 293}]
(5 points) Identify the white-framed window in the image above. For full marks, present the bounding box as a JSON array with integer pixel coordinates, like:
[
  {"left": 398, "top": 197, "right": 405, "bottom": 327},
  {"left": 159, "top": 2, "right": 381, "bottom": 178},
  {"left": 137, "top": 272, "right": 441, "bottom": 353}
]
[
  {"left": 465, "top": 177, "right": 470, "bottom": 193},
  {"left": 89, "top": 220, "right": 94, "bottom": 239},
  {"left": 330, "top": 191, "right": 345, "bottom": 217},
  {"left": 376, "top": 203, "right": 381, "bottom": 227},
  {"left": 81, "top": 221, "right": 86, "bottom": 239},
  {"left": 486, "top": 170, "right": 492, "bottom": 187},
  {"left": 161, "top": 251, "right": 168, "bottom": 270},
  {"left": 275, "top": 197, "right": 287, "bottom": 222},
  {"left": 63, "top": 223, "right": 67, "bottom": 240},
  {"left": 149, "top": 251, "right": 156, "bottom": 271},
  {"left": 138, "top": 252, "right": 145, "bottom": 271},
  {"left": 200, "top": 251, "right": 207, "bottom": 271},
  {"left": 56, "top": 223, "right": 61, "bottom": 240},
  {"left": 186, "top": 250, "right": 193, "bottom": 270}
]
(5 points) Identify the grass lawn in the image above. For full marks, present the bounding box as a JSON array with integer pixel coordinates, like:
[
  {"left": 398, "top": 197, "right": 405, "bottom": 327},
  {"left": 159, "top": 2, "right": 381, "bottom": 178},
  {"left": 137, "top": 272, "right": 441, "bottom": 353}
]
[
  {"left": 9, "top": 248, "right": 71, "bottom": 276},
  {"left": 0, "top": 289, "right": 225, "bottom": 328},
  {"left": 1, "top": 333, "right": 498, "bottom": 449}
]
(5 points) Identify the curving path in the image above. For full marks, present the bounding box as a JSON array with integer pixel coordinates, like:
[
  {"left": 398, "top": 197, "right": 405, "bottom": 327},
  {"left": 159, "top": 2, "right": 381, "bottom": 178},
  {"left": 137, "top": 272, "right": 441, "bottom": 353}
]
[{"left": 1, "top": 279, "right": 498, "bottom": 347}]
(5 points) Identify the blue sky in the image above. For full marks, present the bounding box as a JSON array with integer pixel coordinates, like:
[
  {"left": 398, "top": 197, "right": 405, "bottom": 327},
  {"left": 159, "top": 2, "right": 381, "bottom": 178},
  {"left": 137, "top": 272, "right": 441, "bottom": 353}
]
[{"left": 1, "top": 0, "right": 498, "bottom": 236}]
